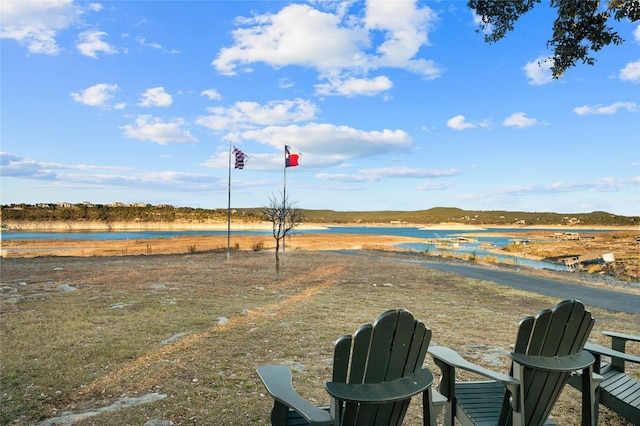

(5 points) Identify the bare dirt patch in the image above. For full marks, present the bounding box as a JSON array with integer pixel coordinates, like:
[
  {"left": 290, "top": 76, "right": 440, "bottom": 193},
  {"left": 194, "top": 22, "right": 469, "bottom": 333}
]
[{"left": 1, "top": 250, "right": 637, "bottom": 425}]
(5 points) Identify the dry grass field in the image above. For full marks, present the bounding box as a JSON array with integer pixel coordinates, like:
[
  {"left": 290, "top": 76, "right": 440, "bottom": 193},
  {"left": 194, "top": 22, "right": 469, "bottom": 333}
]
[{"left": 1, "top": 248, "right": 638, "bottom": 425}]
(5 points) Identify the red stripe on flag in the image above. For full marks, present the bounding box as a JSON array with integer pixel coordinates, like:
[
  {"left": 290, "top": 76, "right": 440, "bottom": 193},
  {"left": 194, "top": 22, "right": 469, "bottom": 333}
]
[
  {"left": 233, "top": 147, "right": 248, "bottom": 169},
  {"left": 285, "top": 145, "right": 299, "bottom": 167}
]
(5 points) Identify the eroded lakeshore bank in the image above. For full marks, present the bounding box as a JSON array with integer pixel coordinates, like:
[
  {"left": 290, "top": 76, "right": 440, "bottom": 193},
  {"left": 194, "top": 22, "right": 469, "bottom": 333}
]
[{"left": 3, "top": 219, "right": 638, "bottom": 232}]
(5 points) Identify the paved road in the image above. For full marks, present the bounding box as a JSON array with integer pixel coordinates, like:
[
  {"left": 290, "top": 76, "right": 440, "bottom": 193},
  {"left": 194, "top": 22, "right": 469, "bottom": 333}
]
[{"left": 333, "top": 251, "right": 640, "bottom": 314}]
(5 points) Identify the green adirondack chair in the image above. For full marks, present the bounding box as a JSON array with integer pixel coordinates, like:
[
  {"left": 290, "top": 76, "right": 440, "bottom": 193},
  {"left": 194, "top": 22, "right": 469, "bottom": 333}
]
[
  {"left": 428, "top": 299, "right": 599, "bottom": 426},
  {"left": 256, "top": 309, "right": 443, "bottom": 425},
  {"left": 569, "top": 330, "right": 640, "bottom": 424}
]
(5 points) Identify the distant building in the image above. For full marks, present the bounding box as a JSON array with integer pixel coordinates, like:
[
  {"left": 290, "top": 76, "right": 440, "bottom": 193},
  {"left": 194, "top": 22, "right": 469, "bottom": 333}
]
[{"left": 509, "top": 238, "right": 533, "bottom": 246}]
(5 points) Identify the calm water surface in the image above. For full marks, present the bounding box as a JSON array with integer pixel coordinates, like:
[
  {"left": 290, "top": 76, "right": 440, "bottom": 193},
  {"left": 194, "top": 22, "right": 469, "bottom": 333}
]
[{"left": 1, "top": 226, "right": 600, "bottom": 241}]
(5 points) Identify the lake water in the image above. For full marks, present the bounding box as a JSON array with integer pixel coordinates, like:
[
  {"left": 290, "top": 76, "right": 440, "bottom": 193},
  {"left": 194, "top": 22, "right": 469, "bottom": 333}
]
[
  {"left": 2, "top": 226, "right": 607, "bottom": 272},
  {"left": 0, "top": 226, "right": 608, "bottom": 241}
]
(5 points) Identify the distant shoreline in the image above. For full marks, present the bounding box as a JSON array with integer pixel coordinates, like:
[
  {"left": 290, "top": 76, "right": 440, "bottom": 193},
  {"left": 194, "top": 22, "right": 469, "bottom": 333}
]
[{"left": 2, "top": 220, "right": 637, "bottom": 232}]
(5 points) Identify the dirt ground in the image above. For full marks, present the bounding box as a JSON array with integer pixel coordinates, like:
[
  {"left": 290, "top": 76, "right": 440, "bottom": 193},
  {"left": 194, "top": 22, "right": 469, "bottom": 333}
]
[{"left": 1, "top": 249, "right": 638, "bottom": 426}]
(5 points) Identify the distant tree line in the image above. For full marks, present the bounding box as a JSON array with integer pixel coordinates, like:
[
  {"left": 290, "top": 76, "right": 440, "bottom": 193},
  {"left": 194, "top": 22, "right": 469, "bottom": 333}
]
[
  {"left": 0, "top": 203, "right": 259, "bottom": 223},
  {"left": 1, "top": 203, "right": 637, "bottom": 227}
]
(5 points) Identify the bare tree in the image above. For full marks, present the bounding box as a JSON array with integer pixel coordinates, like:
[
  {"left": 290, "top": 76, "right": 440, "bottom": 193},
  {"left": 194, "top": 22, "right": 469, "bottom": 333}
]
[{"left": 262, "top": 192, "right": 302, "bottom": 278}]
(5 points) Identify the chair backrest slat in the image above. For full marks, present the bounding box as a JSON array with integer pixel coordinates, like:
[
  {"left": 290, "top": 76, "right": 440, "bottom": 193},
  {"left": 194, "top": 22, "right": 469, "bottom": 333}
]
[
  {"left": 333, "top": 335, "right": 352, "bottom": 383},
  {"left": 384, "top": 310, "right": 417, "bottom": 379},
  {"left": 333, "top": 309, "right": 431, "bottom": 426},
  {"left": 406, "top": 322, "right": 430, "bottom": 375},
  {"left": 348, "top": 324, "right": 373, "bottom": 384},
  {"left": 364, "top": 313, "right": 401, "bottom": 383},
  {"left": 526, "top": 309, "right": 553, "bottom": 355}
]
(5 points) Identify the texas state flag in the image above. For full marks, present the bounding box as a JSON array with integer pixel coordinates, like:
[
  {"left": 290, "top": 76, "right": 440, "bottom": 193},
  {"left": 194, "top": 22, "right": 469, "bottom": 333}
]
[{"left": 285, "top": 145, "right": 300, "bottom": 167}]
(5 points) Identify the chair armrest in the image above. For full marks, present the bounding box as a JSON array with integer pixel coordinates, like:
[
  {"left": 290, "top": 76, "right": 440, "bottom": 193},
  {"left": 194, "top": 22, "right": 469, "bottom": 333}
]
[
  {"left": 510, "top": 351, "right": 594, "bottom": 372},
  {"left": 256, "top": 365, "right": 334, "bottom": 425},
  {"left": 602, "top": 331, "right": 640, "bottom": 344},
  {"left": 585, "top": 343, "right": 640, "bottom": 364},
  {"left": 324, "top": 368, "right": 434, "bottom": 404},
  {"left": 428, "top": 346, "right": 519, "bottom": 387}
]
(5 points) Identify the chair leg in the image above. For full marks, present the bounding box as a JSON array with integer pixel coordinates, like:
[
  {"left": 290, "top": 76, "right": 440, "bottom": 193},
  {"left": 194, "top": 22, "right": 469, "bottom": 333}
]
[
  {"left": 271, "top": 401, "right": 289, "bottom": 426},
  {"left": 433, "top": 358, "right": 455, "bottom": 426},
  {"left": 425, "top": 388, "right": 447, "bottom": 426},
  {"left": 581, "top": 366, "right": 601, "bottom": 426},
  {"left": 423, "top": 388, "right": 435, "bottom": 426}
]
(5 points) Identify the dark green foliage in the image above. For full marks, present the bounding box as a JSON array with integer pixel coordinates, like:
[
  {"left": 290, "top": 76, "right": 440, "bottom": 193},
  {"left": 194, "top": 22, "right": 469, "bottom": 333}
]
[{"left": 469, "top": 0, "right": 639, "bottom": 77}]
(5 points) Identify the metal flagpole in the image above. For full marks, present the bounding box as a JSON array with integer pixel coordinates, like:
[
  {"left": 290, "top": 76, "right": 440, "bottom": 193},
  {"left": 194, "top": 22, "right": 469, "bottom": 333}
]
[
  {"left": 282, "top": 145, "right": 286, "bottom": 262},
  {"left": 227, "top": 141, "right": 232, "bottom": 262}
]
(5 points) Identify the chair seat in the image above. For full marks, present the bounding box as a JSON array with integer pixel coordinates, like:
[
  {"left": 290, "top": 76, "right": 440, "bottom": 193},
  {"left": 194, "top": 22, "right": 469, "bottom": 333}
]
[
  {"left": 599, "top": 364, "right": 640, "bottom": 419},
  {"left": 455, "top": 381, "right": 558, "bottom": 426},
  {"left": 455, "top": 381, "right": 505, "bottom": 425}
]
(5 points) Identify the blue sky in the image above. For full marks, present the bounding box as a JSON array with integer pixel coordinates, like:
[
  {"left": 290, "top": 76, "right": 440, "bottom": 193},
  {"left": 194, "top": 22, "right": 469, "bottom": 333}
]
[{"left": 1, "top": 1, "right": 639, "bottom": 216}]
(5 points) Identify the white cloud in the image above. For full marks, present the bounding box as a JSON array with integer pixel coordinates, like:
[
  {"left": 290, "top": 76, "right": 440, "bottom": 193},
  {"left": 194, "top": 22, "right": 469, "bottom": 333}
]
[
  {"left": 446, "top": 115, "right": 474, "bottom": 130},
  {"left": 196, "top": 98, "right": 318, "bottom": 131},
  {"left": 201, "top": 89, "right": 222, "bottom": 101},
  {"left": 0, "top": 152, "right": 55, "bottom": 178},
  {"left": 138, "top": 87, "right": 173, "bottom": 107},
  {"left": 358, "top": 167, "right": 458, "bottom": 179},
  {"left": 76, "top": 30, "right": 117, "bottom": 58},
  {"left": 136, "top": 36, "right": 162, "bottom": 49},
  {"left": 0, "top": 151, "right": 130, "bottom": 179},
  {"left": 278, "top": 78, "right": 294, "bottom": 89},
  {"left": 446, "top": 115, "right": 491, "bottom": 130},
  {"left": 212, "top": 1, "right": 441, "bottom": 97},
  {"left": 523, "top": 56, "right": 554, "bottom": 85},
  {"left": 134, "top": 35, "right": 179, "bottom": 54},
  {"left": 315, "top": 172, "right": 369, "bottom": 183},
  {"left": 619, "top": 60, "right": 640, "bottom": 83},
  {"left": 213, "top": 4, "right": 366, "bottom": 75},
  {"left": 503, "top": 112, "right": 539, "bottom": 128},
  {"left": 316, "top": 166, "right": 458, "bottom": 183},
  {"left": 70, "top": 83, "right": 119, "bottom": 107},
  {"left": 1, "top": 152, "right": 221, "bottom": 192},
  {"left": 416, "top": 181, "right": 452, "bottom": 190},
  {"left": 573, "top": 102, "right": 638, "bottom": 115},
  {"left": 634, "top": 24, "right": 640, "bottom": 43},
  {"left": 315, "top": 75, "right": 393, "bottom": 96},
  {"left": 122, "top": 115, "right": 197, "bottom": 145},
  {"left": 363, "top": 0, "right": 439, "bottom": 75},
  {"left": 236, "top": 123, "right": 411, "bottom": 166},
  {"left": 497, "top": 176, "right": 640, "bottom": 195},
  {"left": 0, "top": 0, "right": 82, "bottom": 54}
]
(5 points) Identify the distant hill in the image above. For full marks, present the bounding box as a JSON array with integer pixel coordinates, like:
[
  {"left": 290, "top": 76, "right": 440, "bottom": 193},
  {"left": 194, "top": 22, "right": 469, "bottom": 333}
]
[
  {"left": 1, "top": 203, "right": 637, "bottom": 227},
  {"left": 295, "top": 207, "right": 638, "bottom": 227}
]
